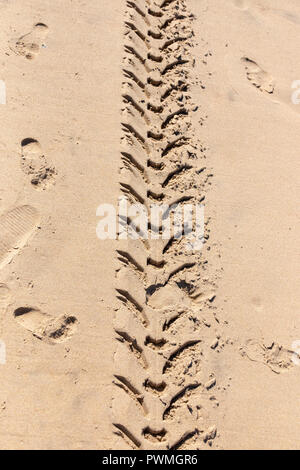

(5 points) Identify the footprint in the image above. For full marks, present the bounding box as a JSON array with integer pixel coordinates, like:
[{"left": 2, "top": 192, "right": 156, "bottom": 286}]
[
  {"left": 241, "top": 339, "right": 293, "bottom": 374},
  {"left": 241, "top": 57, "right": 275, "bottom": 94},
  {"left": 13, "top": 23, "right": 48, "bottom": 60},
  {"left": 0, "top": 206, "right": 40, "bottom": 270},
  {"left": 14, "top": 307, "right": 78, "bottom": 344},
  {"left": 21, "top": 138, "right": 56, "bottom": 189}
]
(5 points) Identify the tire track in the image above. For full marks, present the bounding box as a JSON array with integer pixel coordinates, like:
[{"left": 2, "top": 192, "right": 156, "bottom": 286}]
[{"left": 113, "top": 0, "right": 218, "bottom": 450}]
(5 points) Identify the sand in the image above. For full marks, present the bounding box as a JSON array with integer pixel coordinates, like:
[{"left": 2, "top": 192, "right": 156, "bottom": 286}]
[{"left": 0, "top": 0, "right": 299, "bottom": 450}]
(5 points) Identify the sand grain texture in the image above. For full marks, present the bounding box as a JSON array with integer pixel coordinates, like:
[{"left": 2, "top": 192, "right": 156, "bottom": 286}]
[{"left": 0, "top": 0, "right": 299, "bottom": 450}]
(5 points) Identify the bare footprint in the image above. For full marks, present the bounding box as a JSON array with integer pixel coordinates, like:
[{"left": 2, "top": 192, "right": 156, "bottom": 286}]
[
  {"left": 14, "top": 307, "right": 78, "bottom": 344},
  {"left": 21, "top": 138, "right": 56, "bottom": 189},
  {"left": 0, "top": 206, "right": 40, "bottom": 270},
  {"left": 13, "top": 23, "right": 48, "bottom": 60},
  {"left": 241, "top": 339, "right": 293, "bottom": 374},
  {"left": 241, "top": 57, "right": 274, "bottom": 94}
]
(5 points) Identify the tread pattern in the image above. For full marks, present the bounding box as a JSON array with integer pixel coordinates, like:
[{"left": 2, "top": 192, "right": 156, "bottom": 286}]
[
  {"left": 113, "top": 0, "right": 218, "bottom": 450},
  {"left": 0, "top": 206, "right": 40, "bottom": 270}
]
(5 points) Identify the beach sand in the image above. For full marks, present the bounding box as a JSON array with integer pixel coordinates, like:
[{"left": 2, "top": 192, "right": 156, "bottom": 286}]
[{"left": 0, "top": 0, "right": 299, "bottom": 449}]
